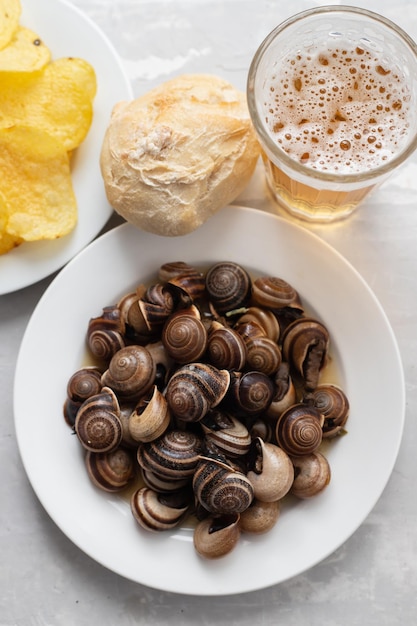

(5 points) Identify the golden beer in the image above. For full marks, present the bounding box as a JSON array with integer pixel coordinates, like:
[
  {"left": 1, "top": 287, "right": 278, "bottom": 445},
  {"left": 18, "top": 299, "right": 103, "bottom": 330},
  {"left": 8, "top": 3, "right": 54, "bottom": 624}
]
[{"left": 247, "top": 7, "right": 417, "bottom": 223}]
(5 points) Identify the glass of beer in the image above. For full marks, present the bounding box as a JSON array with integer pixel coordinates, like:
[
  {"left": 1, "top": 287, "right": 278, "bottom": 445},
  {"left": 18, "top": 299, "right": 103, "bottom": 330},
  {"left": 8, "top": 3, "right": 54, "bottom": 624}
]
[{"left": 247, "top": 6, "right": 417, "bottom": 223}]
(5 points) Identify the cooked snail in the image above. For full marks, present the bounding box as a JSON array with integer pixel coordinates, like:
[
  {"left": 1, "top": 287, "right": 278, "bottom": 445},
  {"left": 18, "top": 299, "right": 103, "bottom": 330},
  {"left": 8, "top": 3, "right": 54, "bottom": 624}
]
[
  {"left": 131, "top": 487, "right": 191, "bottom": 532},
  {"left": 290, "top": 452, "right": 331, "bottom": 498},
  {"left": 309, "top": 384, "right": 350, "bottom": 437},
  {"left": 75, "top": 386, "right": 123, "bottom": 453},
  {"left": 239, "top": 499, "right": 280, "bottom": 534},
  {"left": 200, "top": 410, "right": 251, "bottom": 457},
  {"left": 137, "top": 429, "right": 203, "bottom": 481},
  {"left": 205, "top": 261, "right": 251, "bottom": 314},
  {"left": 275, "top": 403, "right": 324, "bottom": 456},
  {"left": 246, "top": 438, "right": 294, "bottom": 502},
  {"left": 193, "top": 513, "right": 240, "bottom": 559},
  {"left": 162, "top": 306, "right": 208, "bottom": 364},
  {"left": 282, "top": 317, "right": 330, "bottom": 391},
  {"left": 128, "top": 385, "right": 171, "bottom": 443},
  {"left": 85, "top": 447, "right": 135, "bottom": 492},
  {"left": 193, "top": 456, "right": 254, "bottom": 515},
  {"left": 206, "top": 320, "right": 247, "bottom": 371},
  {"left": 251, "top": 276, "right": 303, "bottom": 311},
  {"left": 101, "top": 345, "right": 156, "bottom": 400}
]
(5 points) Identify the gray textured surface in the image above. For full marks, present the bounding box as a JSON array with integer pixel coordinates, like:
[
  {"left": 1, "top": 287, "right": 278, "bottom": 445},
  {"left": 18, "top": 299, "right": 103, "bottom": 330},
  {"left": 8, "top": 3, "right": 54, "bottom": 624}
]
[{"left": 2, "top": 0, "right": 417, "bottom": 624}]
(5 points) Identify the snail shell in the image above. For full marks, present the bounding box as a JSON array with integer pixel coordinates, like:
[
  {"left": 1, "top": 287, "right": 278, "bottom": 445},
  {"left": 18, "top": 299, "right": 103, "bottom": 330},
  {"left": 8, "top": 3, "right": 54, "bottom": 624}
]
[
  {"left": 193, "top": 456, "right": 254, "bottom": 515},
  {"left": 138, "top": 283, "right": 176, "bottom": 333},
  {"left": 162, "top": 307, "right": 208, "bottom": 364},
  {"left": 87, "top": 306, "right": 125, "bottom": 362},
  {"left": 275, "top": 403, "right": 324, "bottom": 456},
  {"left": 309, "top": 384, "right": 349, "bottom": 438},
  {"left": 128, "top": 385, "right": 171, "bottom": 443},
  {"left": 245, "top": 336, "right": 282, "bottom": 376},
  {"left": 64, "top": 366, "right": 103, "bottom": 428},
  {"left": 159, "top": 261, "right": 206, "bottom": 302},
  {"left": 251, "top": 276, "right": 303, "bottom": 311},
  {"left": 205, "top": 261, "right": 251, "bottom": 314},
  {"left": 206, "top": 321, "right": 247, "bottom": 371},
  {"left": 247, "top": 438, "right": 294, "bottom": 502},
  {"left": 201, "top": 411, "right": 251, "bottom": 458},
  {"left": 282, "top": 317, "right": 329, "bottom": 391},
  {"left": 225, "top": 370, "right": 274, "bottom": 417},
  {"left": 141, "top": 468, "right": 190, "bottom": 493},
  {"left": 85, "top": 447, "right": 135, "bottom": 492},
  {"left": 131, "top": 487, "right": 191, "bottom": 532},
  {"left": 101, "top": 345, "right": 156, "bottom": 400},
  {"left": 193, "top": 513, "right": 240, "bottom": 559},
  {"left": 75, "top": 386, "right": 122, "bottom": 453},
  {"left": 165, "top": 362, "right": 230, "bottom": 422},
  {"left": 236, "top": 306, "right": 280, "bottom": 342},
  {"left": 239, "top": 499, "right": 280, "bottom": 534},
  {"left": 137, "top": 429, "right": 203, "bottom": 481},
  {"left": 290, "top": 452, "right": 331, "bottom": 498}
]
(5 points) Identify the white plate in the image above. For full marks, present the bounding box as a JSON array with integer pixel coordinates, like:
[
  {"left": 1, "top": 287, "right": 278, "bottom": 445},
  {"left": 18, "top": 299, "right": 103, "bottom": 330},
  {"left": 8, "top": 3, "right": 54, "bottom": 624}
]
[
  {"left": 0, "top": 0, "right": 133, "bottom": 295},
  {"left": 14, "top": 206, "right": 405, "bottom": 595}
]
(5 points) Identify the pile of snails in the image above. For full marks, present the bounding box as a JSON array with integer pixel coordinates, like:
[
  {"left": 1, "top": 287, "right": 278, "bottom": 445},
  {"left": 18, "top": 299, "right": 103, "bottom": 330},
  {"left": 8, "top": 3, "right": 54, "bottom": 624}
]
[{"left": 63, "top": 261, "right": 349, "bottom": 559}]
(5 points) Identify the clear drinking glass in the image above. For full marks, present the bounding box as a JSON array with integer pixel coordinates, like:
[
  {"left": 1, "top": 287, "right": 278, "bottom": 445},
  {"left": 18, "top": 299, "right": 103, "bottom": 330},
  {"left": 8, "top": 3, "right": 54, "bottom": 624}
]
[{"left": 247, "top": 5, "right": 417, "bottom": 223}]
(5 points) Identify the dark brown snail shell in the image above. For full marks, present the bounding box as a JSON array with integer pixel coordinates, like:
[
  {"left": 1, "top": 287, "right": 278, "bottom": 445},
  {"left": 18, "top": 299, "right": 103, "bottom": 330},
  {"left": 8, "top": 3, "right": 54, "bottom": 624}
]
[
  {"left": 165, "top": 362, "right": 230, "bottom": 422},
  {"left": 205, "top": 261, "right": 251, "bottom": 314},
  {"left": 309, "top": 384, "right": 350, "bottom": 437},
  {"left": 206, "top": 321, "right": 247, "bottom": 371},
  {"left": 64, "top": 366, "right": 103, "bottom": 427},
  {"left": 275, "top": 403, "right": 324, "bottom": 456},
  {"left": 162, "top": 307, "right": 208, "bottom": 364},
  {"left": 245, "top": 336, "right": 282, "bottom": 376},
  {"left": 236, "top": 306, "right": 280, "bottom": 342},
  {"left": 200, "top": 410, "right": 251, "bottom": 458},
  {"left": 137, "top": 429, "right": 203, "bottom": 481},
  {"left": 225, "top": 370, "right": 274, "bottom": 417},
  {"left": 193, "top": 456, "right": 254, "bottom": 515},
  {"left": 159, "top": 261, "right": 206, "bottom": 302},
  {"left": 87, "top": 305, "right": 125, "bottom": 362},
  {"left": 101, "top": 345, "right": 156, "bottom": 400},
  {"left": 75, "top": 386, "right": 122, "bottom": 453}
]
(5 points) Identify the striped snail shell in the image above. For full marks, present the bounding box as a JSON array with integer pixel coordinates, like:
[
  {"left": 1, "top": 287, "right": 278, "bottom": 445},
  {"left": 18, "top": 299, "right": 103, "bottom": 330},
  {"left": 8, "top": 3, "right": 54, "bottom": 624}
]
[
  {"left": 141, "top": 468, "right": 190, "bottom": 493},
  {"left": 193, "top": 513, "right": 240, "bottom": 559},
  {"left": 137, "top": 282, "right": 176, "bottom": 333},
  {"left": 192, "top": 456, "right": 254, "bottom": 515},
  {"left": 162, "top": 306, "right": 208, "bottom": 364},
  {"left": 251, "top": 276, "right": 303, "bottom": 311},
  {"left": 165, "top": 362, "right": 230, "bottom": 422},
  {"left": 128, "top": 385, "right": 171, "bottom": 443},
  {"left": 282, "top": 317, "right": 329, "bottom": 392},
  {"left": 290, "top": 451, "right": 331, "bottom": 499},
  {"left": 206, "top": 320, "right": 247, "bottom": 371},
  {"left": 101, "top": 345, "right": 156, "bottom": 401},
  {"left": 159, "top": 261, "right": 206, "bottom": 303},
  {"left": 246, "top": 438, "right": 294, "bottom": 502},
  {"left": 87, "top": 305, "right": 125, "bottom": 363},
  {"left": 245, "top": 336, "right": 282, "bottom": 376},
  {"left": 137, "top": 429, "right": 203, "bottom": 481},
  {"left": 205, "top": 261, "right": 252, "bottom": 314},
  {"left": 131, "top": 487, "right": 191, "bottom": 532},
  {"left": 309, "top": 384, "right": 350, "bottom": 438},
  {"left": 275, "top": 403, "right": 324, "bottom": 456},
  {"left": 200, "top": 410, "right": 251, "bottom": 458},
  {"left": 85, "top": 447, "right": 135, "bottom": 492},
  {"left": 75, "top": 386, "right": 122, "bottom": 453},
  {"left": 64, "top": 366, "right": 102, "bottom": 427}
]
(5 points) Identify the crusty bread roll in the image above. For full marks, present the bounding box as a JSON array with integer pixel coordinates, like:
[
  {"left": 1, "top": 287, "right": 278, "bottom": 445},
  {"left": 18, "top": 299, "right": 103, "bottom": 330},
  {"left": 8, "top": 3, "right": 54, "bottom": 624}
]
[{"left": 100, "top": 74, "right": 260, "bottom": 236}]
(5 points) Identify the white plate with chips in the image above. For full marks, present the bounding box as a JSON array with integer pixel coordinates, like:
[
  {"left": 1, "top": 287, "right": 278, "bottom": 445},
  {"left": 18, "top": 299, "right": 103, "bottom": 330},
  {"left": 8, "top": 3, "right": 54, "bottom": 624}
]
[
  {"left": 0, "top": 0, "right": 133, "bottom": 295},
  {"left": 14, "top": 205, "right": 405, "bottom": 595}
]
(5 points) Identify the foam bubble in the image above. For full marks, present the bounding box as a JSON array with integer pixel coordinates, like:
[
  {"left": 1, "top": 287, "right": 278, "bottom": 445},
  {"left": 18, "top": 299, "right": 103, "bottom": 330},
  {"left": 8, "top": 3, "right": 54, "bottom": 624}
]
[{"left": 264, "top": 41, "right": 411, "bottom": 173}]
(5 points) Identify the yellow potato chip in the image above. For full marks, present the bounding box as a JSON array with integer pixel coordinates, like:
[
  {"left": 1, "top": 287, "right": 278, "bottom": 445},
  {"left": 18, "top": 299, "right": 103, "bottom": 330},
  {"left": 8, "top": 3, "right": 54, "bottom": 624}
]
[
  {"left": 0, "top": 0, "right": 21, "bottom": 50},
  {"left": 0, "top": 125, "right": 77, "bottom": 241},
  {"left": 0, "top": 26, "right": 51, "bottom": 71},
  {"left": 0, "top": 229, "right": 22, "bottom": 255},
  {"left": 0, "top": 56, "right": 96, "bottom": 151}
]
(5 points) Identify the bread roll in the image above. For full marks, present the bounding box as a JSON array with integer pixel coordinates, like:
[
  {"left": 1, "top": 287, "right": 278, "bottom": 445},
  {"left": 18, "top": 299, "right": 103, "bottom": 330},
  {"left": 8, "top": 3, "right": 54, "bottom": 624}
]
[{"left": 100, "top": 74, "right": 260, "bottom": 236}]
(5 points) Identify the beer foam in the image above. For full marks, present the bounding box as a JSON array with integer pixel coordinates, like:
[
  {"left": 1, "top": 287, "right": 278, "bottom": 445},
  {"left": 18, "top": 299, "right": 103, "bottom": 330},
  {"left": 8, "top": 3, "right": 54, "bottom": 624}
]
[{"left": 264, "top": 41, "right": 411, "bottom": 173}]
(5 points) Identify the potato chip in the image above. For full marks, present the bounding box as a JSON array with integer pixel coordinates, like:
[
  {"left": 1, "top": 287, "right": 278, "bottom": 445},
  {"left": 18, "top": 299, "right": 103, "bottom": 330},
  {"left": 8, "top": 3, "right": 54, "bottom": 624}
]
[
  {"left": 0, "top": 56, "right": 96, "bottom": 151},
  {"left": 0, "top": 26, "right": 51, "bottom": 71},
  {"left": 0, "top": 125, "right": 77, "bottom": 242},
  {"left": 0, "top": 0, "right": 21, "bottom": 50}
]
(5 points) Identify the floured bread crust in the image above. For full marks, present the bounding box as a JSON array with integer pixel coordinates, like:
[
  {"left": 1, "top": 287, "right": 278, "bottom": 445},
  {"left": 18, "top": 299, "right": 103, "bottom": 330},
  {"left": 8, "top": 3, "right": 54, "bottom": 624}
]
[{"left": 100, "top": 74, "right": 260, "bottom": 236}]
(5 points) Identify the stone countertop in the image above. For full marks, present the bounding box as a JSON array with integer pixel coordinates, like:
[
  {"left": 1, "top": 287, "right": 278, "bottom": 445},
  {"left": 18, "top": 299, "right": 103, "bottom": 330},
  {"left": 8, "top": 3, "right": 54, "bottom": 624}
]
[{"left": 1, "top": 0, "right": 417, "bottom": 624}]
